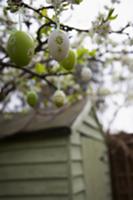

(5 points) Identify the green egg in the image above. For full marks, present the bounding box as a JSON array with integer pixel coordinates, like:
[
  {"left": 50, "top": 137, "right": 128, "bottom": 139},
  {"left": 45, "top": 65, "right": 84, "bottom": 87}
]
[
  {"left": 60, "top": 49, "right": 77, "bottom": 71},
  {"left": 7, "top": 31, "right": 35, "bottom": 67},
  {"left": 26, "top": 91, "right": 38, "bottom": 107}
]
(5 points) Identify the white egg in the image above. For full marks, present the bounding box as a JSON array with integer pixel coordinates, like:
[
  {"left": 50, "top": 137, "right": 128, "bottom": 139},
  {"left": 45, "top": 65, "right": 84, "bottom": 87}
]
[
  {"left": 81, "top": 67, "right": 92, "bottom": 82},
  {"left": 53, "top": 90, "right": 66, "bottom": 107},
  {"left": 48, "top": 29, "right": 70, "bottom": 61}
]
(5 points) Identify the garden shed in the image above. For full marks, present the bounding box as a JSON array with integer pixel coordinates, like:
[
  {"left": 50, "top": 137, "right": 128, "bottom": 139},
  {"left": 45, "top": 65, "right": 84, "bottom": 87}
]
[{"left": 0, "top": 99, "right": 112, "bottom": 200}]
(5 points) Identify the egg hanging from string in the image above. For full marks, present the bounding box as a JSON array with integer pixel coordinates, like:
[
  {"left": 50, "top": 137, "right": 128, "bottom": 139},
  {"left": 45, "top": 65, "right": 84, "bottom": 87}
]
[
  {"left": 48, "top": 29, "right": 70, "bottom": 62},
  {"left": 7, "top": 30, "right": 35, "bottom": 66}
]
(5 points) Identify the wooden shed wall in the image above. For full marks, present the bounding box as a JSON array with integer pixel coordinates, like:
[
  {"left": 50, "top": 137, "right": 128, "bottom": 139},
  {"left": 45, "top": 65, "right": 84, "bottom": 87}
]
[
  {"left": 80, "top": 120, "right": 112, "bottom": 200},
  {"left": 0, "top": 99, "right": 113, "bottom": 200},
  {"left": 81, "top": 136, "right": 112, "bottom": 200},
  {"left": 0, "top": 129, "right": 70, "bottom": 200},
  {"left": 69, "top": 130, "right": 86, "bottom": 200},
  {"left": 70, "top": 105, "right": 113, "bottom": 200}
]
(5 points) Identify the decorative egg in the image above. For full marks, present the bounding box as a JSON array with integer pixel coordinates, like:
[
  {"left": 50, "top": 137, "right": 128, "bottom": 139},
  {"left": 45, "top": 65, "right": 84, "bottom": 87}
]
[
  {"left": 81, "top": 67, "right": 92, "bottom": 82},
  {"left": 53, "top": 90, "right": 66, "bottom": 107},
  {"left": 48, "top": 29, "right": 70, "bottom": 61},
  {"left": 26, "top": 91, "right": 38, "bottom": 107},
  {"left": 7, "top": 31, "right": 35, "bottom": 66},
  {"left": 60, "top": 49, "right": 77, "bottom": 71}
]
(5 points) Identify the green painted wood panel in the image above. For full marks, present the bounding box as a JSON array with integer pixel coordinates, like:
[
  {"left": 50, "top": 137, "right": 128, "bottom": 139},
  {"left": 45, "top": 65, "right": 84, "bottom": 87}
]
[
  {"left": 83, "top": 115, "right": 99, "bottom": 130},
  {"left": 0, "top": 136, "right": 67, "bottom": 151},
  {"left": 70, "top": 131, "right": 81, "bottom": 145},
  {"left": 0, "top": 179, "right": 68, "bottom": 196},
  {"left": 68, "top": 139, "right": 86, "bottom": 199},
  {"left": 70, "top": 146, "right": 82, "bottom": 161},
  {"left": 0, "top": 162, "right": 67, "bottom": 180},
  {"left": 0, "top": 196, "right": 68, "bottom": 200},
  {"left": 0, "top": 146, "right": 68, "bottom": 164},
  {"left": 72, "top": 176, "right": 85, "bottom": 194},
  {"left": 81, "top": 137, "right": 112, "bottom": 200},
  {"left": 71, "top": 162, "right": 83, "bottom": 176},
  {"left": 0, "top": 134, "right": 70, "bottom": 200},
  {"left": 78, "top": 123, "right": 103, "bottom": 140},
  {"left": 73, "top": 192, "right": 86, "bottom": 200}
]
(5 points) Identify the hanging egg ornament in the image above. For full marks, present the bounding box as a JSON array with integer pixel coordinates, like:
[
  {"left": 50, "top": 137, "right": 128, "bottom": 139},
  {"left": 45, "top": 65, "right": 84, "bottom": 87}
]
[
  {"left": 81, "top": 67, "right": 92, "bottom": 82},
  {"left": 26, "top": 91, "right": 38, "bottom": 107},
  {"left": 7, "top": 30, "right": 35, "bottom": 67},
  {"left": 53, "top": 90, "right": 66, "bottom": 107},
  {"left": 60, "top": 49, "right": 77, "bottom": 71},
  {"left": 48, "top": 29, "right": 70, "bottom": 62}
]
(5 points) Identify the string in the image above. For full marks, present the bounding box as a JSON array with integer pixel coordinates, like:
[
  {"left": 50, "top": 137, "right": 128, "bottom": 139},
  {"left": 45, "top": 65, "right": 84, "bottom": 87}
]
[
  {"left": 53, "top": 0, "right": 60, "bottom": 30},
  {"left": 57, "top": 76, "right": 61, "bottom": 90},
  {"left": 53, "top": 1, "right": 61, "bottom": 90},
  {"left": 18, "top": 8, "right": 22, "bottom": 31}
]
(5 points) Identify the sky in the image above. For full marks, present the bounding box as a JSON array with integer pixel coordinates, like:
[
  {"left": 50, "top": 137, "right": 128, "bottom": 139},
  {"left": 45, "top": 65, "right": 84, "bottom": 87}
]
[
  {"left": 68, "top": 0, "right": 133, "bottom": 133},
  {"left": 62, "top": 0, "right": 133, "bottom": 29}
]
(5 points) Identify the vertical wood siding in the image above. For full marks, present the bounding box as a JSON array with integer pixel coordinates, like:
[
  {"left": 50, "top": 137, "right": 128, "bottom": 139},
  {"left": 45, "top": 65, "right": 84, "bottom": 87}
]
[
  {"left": 70, "top": 105, "right": 112, "bottom": 200},
  {"left": 81, "top": 136, "right": 112, "bottom": 200}
]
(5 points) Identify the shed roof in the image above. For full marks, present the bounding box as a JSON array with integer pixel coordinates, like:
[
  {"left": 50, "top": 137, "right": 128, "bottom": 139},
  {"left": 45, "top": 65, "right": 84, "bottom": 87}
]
[{"left": 0, "top": 98, "right": 88, "bottom": 138}]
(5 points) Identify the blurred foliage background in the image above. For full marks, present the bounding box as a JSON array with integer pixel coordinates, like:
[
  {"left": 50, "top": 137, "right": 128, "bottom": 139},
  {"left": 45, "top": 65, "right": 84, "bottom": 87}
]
[{"left": 0, "top": 0, "right": 133, "bottom": 133}]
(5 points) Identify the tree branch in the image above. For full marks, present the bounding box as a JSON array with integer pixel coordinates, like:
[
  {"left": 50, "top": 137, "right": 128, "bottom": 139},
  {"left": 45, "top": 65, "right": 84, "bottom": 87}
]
[{"left": 0, "top": 61, "right": 74, "bottom": 89}]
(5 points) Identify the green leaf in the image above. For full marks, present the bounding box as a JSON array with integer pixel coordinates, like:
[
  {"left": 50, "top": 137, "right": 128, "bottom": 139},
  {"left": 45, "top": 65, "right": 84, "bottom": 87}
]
[
  {"left": 3, "top": 7, "right": 8, "bottom": 16},
  {"left": 107, "top": 8, "right": 118, "bottom": 21},
  {"left": 74, "top": 0, "right": 83, "bottom": 4},
  {"left": 35, "top": 63, "right": 46, "bottom": 74},
  {"left": 109, "top": 14, "right": 118, "bottom": 20},
  {"left": 88, "top": 49, "right": 97, "bottom": 57},
  {"left": 107, "top": 8, "right": 115, "bottom": 19},
  {"left": 41, "top": 9, "right": 47, "bottom": 17},
  {"left": 77, "top": 47, "right": 89, "bottom": 59}
]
